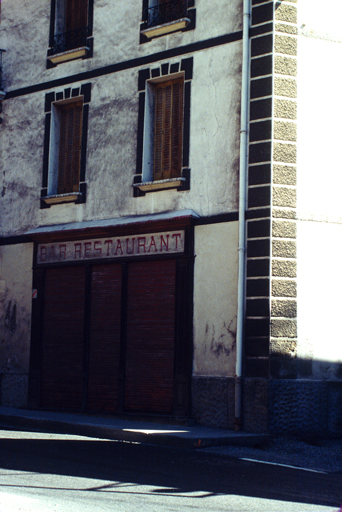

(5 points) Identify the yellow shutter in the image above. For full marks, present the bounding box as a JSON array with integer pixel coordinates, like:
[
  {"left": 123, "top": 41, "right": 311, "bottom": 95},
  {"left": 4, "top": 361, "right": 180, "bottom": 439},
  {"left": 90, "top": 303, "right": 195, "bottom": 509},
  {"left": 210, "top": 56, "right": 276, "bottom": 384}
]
[
  {"left": 58, "top": 101, "right": 83, "bottom": 194},
  {"left": 154, "top": 85, "right": 164, "bottom": 181},
  {"left": 153, "top": 78, "right": 184, "bottom": 181},
  {"left": 170, "top": 80, "right": 183, "bottom": 179}
]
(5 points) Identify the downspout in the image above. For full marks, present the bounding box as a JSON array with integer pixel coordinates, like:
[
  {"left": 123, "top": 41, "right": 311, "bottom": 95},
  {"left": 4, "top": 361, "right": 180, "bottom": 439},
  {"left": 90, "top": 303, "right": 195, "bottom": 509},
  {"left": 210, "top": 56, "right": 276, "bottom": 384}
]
[{"left": 235, "top": 0, "right": 250, "bottom": 431}]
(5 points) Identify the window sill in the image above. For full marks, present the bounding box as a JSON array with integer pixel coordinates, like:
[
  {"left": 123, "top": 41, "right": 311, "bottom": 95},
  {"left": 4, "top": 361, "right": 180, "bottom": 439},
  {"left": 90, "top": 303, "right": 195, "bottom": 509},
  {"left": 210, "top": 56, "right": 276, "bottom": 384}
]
[
  {"left": 47, "top": 46, "right": 90, "bottom": 65},
  {"left": 42, "top": 192, "right": 82, "bottom": 205},
  {"left": 141, "top": 18, "right": 190, "bottom": 39},
  {"left": 134, "top": 178, "right": 186, "bottom": 193}
]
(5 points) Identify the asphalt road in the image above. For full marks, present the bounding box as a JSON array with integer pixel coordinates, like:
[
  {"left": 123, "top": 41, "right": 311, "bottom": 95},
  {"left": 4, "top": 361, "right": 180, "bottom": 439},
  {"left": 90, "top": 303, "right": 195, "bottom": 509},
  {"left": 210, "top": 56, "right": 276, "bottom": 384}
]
[{"left": 0, "top": 430, "right": 341, "bottom": 512}]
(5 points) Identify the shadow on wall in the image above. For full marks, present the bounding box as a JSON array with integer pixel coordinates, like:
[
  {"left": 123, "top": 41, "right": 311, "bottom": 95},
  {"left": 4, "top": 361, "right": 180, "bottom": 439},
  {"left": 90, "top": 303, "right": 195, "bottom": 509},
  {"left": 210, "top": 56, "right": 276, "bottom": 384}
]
[{"left": 193, "top": 355, "right": 342, "bottom": 438}]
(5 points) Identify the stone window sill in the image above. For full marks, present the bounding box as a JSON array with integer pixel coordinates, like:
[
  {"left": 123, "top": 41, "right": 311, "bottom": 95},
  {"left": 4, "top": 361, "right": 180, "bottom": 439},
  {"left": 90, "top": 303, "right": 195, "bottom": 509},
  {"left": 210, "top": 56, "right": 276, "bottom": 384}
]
[
  {"left": 141, "top": 18, "right": 190, "bottom": 39},
  {"left": 133, "top": 177, "right": 186, "bottom": 193},
  {"left": 42, "top": 192, "right": 82, "bottom": 205},
  {"left": 47, "top": 46, "right": 89, "bottom": 65}
]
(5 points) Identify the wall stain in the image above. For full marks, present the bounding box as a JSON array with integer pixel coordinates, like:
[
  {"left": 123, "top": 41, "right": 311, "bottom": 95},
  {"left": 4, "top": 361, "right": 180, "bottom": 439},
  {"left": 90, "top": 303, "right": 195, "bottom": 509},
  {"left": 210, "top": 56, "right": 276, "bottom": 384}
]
[
  {"left": 210, "top": 316, "right": 237, "bottom": 357},
  {"left": 4, "top": 301, "right": 17, "bottom": 333}
]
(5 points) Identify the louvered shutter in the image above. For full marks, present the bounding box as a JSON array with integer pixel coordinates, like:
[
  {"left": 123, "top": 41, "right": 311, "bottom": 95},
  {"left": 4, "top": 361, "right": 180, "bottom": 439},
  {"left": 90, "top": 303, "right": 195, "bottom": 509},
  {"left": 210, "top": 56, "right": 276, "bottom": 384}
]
[
  {"left": 125, "top": 259, "right": 176, "bottom": 413},
  {"left": 87, "top": 264, "right": 122, "bottom": 412},
  {"left": 153, "top": 78, "right": 184, "bottom": 181},
  {"left": 41, "top": 266, "right": 86, "bottom": 410},
  {"left": 57, "top": 101, "right": 83, "bottom": 194},
  {"left": 65, "top": 0, "right": 88, "bottom": 49},
  {"left": 153, "top": 85, "right": 164, "bottom": 181},
  {"left": 66, "top": 0, "right": 88, "bottom": 32},
  {"left": 171, "top": 80, "right": 183, "bottom": 178}
]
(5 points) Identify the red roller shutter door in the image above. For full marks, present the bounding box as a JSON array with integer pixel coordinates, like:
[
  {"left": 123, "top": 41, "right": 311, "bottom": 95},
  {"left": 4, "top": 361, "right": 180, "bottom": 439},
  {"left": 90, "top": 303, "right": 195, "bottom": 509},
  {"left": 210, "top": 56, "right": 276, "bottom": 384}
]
[
  {"left": 41, "top": 266, "right": 86, "bottom": 409},
  {"left": 125, "top": 259, "right": 176, "bottom": 413},
  {"left": 87, "top": 264, "right": 122, "bottom": 412}
]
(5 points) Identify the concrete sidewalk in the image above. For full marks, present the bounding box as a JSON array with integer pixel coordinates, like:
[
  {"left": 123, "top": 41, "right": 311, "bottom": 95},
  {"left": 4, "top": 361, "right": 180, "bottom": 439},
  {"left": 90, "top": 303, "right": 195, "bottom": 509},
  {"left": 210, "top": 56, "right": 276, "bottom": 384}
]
[{"left": 0, "top": 406, "right": 268, "bottom": 449}]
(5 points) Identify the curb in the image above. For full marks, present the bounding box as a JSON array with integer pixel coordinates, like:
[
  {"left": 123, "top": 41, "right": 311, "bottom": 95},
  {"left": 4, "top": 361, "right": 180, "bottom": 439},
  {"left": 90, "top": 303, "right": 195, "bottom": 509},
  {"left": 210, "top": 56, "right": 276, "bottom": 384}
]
[{"left": 0, "top": 408, "right": 270, "bottom": 449}]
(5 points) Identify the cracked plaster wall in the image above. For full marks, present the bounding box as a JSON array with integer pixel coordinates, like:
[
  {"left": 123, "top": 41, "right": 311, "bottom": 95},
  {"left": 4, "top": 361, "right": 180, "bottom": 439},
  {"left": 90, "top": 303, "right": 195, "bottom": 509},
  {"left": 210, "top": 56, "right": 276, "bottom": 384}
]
[
  {"left": 0, "top": 43, "right": 242, "bottom": 236},
  {"left": 0, "top": 0, "right": 243, "bottom": 92},
  {"left": 0, "top": 244, "right": 33, "bottom": 406},
  {"left": 193, "top": 222, "right": 238, "bottom": 377}
]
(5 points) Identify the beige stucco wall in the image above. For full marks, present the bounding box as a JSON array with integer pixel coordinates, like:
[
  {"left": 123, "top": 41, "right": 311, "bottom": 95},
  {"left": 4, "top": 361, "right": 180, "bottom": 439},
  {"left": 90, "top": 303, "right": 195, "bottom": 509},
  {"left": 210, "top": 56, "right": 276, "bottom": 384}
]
[
  {"left": 0, "top": 0, "right": 242, "bottom": 91},
  {"left": 193, "top": 222, "right": 238, "bottom": 377},
  {"left": 0, "top": 40, "right": 242, "bottom": 236},
  {"left": 0, "top": 243, "right": 33, "bottom": 405}
]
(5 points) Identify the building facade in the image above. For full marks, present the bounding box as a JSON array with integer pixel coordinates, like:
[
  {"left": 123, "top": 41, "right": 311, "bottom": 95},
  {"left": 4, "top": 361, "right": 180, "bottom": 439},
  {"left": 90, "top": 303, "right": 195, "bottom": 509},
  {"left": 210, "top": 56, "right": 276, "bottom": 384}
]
[{"left": 0, "top": 0, "right": 341, "bottom": 436}]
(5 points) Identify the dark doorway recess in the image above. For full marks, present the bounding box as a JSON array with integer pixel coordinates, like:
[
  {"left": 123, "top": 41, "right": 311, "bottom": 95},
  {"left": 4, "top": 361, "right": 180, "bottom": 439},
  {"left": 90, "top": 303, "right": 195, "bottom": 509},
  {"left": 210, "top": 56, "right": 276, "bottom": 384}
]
[{"left": 30, "top": 256, "right": 192, "bottom": 418}]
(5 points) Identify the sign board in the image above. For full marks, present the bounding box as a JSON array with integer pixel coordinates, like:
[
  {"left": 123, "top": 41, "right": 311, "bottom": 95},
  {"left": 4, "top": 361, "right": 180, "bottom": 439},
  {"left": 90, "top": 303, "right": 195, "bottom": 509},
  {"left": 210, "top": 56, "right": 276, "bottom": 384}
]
[{"left": 37, "top": 231, "right": 185, "bottom": 264}]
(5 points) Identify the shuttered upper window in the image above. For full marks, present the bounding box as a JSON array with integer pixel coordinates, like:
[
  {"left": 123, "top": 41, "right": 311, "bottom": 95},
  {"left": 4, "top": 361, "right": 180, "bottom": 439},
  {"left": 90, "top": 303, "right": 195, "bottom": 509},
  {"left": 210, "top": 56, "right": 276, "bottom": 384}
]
[
  {"left": 134, "top": 61, "right": 192, "bottom": 195},
  {"left": 141, "top": 0, "right": 195, "bottom": 41},
  {"left": 42, "top": 85, "right": 91, "bottom": 207},
  {"left": 65, "top": 0, "right": 88, "bottom": 34},
  {"left": 48, "top": 0, "right": 92, "bottom": 65},
  {"left": 57, "top": 101, "right": 83, "bottom": 194},
  {"left": 153, "top": 78, "right": 183, "bottom": 181}
]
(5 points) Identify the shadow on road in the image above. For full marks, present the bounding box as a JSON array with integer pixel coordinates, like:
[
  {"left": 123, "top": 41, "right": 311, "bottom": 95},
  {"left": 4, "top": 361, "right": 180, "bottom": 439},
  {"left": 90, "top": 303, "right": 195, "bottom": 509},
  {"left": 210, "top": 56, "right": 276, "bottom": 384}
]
[{"left": 0, "top": 435, "right": 341, "bottom": 508}]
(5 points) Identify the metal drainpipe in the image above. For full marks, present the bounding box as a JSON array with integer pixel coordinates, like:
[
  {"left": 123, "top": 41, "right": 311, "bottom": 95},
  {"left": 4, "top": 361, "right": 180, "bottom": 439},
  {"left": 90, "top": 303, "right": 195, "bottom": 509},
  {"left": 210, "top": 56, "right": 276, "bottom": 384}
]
[{"left": 235, "top": 0, "right": 250, "bottom": 432}]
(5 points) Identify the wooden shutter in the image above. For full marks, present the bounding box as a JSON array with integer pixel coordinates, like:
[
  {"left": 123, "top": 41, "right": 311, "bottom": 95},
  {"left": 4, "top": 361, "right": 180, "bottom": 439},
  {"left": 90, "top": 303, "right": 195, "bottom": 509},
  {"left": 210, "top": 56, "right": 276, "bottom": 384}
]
[
  {"left": 171, "top": 80, "right": 183, "bottom": 178},
  {"left": 125, "top": 259, "right": 176, "bottom": 413},
  {"left": 57, "top": 101, "right": 83, "bottom": 195},
  {"left": 153, "top": 78, "right": 184, "bottom": 180},
  {"left": 41, "top": 266, "right": 86, "bottom": 410},
  {"left": 87, "top": 264, "right": 122, "bottom": 412},
  {"left": 66, "top": 0, "right": 88, "bottom": 32}
]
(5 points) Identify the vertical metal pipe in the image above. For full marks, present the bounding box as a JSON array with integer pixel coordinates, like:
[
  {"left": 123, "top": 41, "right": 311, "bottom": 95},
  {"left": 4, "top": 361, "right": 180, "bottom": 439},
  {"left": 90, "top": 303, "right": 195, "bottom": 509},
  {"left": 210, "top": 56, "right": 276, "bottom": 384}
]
[{"left": 235, "top": 0, "right": 250, "bottom": 431}]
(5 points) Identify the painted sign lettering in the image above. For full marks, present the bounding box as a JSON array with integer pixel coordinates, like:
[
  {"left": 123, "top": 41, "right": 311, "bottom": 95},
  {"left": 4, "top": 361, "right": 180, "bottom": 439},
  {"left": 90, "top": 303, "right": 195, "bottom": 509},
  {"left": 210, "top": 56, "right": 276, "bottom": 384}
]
[{"left": 37, "top": 231, "right": 185, "bottom": 264}]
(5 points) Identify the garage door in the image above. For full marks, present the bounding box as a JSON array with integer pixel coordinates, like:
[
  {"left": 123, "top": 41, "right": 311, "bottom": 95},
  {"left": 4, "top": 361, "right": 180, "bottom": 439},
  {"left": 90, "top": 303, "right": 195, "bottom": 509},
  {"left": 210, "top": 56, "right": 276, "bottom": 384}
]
[
  {"left": 125, "top": 259, "right": 176, "bottom": 413},
  {"left": 40, "top": 259, "right": 177, "bottom": 413},
  {"left": 41, "top": 266, "right": 86, "bottom": 409}
]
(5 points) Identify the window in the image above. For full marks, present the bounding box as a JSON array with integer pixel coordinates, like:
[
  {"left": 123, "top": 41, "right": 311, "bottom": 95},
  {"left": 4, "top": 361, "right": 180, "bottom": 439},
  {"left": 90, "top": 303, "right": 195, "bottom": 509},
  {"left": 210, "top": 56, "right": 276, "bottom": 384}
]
[
  {"left": 41, "top": 84, "right": 91, "bottom": 207},
  {"left": 47, "top": 0, "right": 93, "bottom": 65},
  {"left": 134, "top": 59, "right": 192, "bottom": 195},
  {"left": 140, "top": 0, "right": 196, "bottom": 41},
  {"left": 54, "top": 100, "right": 83, "bottom": 195},
  {"left": 153, "top": 78, "right": 183, "bottom": 181},
  {"left": 147, "top": 0, "right": 187, "bottom": 27}
]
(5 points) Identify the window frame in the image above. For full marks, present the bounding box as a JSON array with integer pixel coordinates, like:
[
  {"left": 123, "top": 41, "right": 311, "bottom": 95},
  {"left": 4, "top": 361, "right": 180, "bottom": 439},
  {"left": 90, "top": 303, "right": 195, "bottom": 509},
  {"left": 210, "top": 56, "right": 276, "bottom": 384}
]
[
  {"left": 47, "top": 0, "right": 94, "bottom": 67},
  {"left": 144, "top": 74, "right": 184, "bottom": 183},
  {"left": 140, "top": 0, "right": 196, "bottom": 42},
  {"left": 134, "top": 59, "right": 192, "bottom": 196},
  {"left": 41, "top": 84, "right": 91, "bottom": 208}
]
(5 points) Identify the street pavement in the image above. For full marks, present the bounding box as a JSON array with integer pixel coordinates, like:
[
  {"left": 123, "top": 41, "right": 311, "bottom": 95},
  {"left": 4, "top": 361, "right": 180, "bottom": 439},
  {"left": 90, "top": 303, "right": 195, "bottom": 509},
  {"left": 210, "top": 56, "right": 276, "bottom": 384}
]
[
  {"left": 0, "top": 429, "right": 341, "bottom": 512},
  {"left": 0, "top": 407, "right": 341, "bottom": 511}
]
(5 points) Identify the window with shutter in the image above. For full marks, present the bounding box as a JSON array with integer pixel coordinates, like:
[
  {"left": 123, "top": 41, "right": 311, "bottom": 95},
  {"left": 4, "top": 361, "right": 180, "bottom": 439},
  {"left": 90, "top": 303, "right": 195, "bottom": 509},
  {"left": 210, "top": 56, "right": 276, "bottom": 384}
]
[
  {"left": 141, "top": 0, "right": 194, "bottom": 40},
  {"left": 153, "top": 78, "right": 184, "bottom": 181},
  {"left": 57, "top": 101, "right": 83, "bottom": 194},
  {"left": 65, "top": 0, "right": 89, "bottom": 50},
  {"left": 134, "top": 61, "right": 192, "bottom": 195},
  {"left": 48, "top": 0, "right": 91, "bottom": 64},
  {"left": 42, "top": 85, "right": 91, "bottom": 207}
]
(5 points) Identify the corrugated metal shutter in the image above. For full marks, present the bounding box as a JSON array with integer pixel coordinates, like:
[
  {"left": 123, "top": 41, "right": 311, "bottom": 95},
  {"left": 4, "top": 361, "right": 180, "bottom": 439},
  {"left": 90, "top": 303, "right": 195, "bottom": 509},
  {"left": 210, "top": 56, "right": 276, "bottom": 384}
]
[
  {"left": 87, "top": 264, "right": 122, "bottom": 412},
  {"left": 41, "top": 266, "right": 86, "bottom": 409},
  {"left": 125, "top": 259, "right": 176, "bottom": 413}
]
